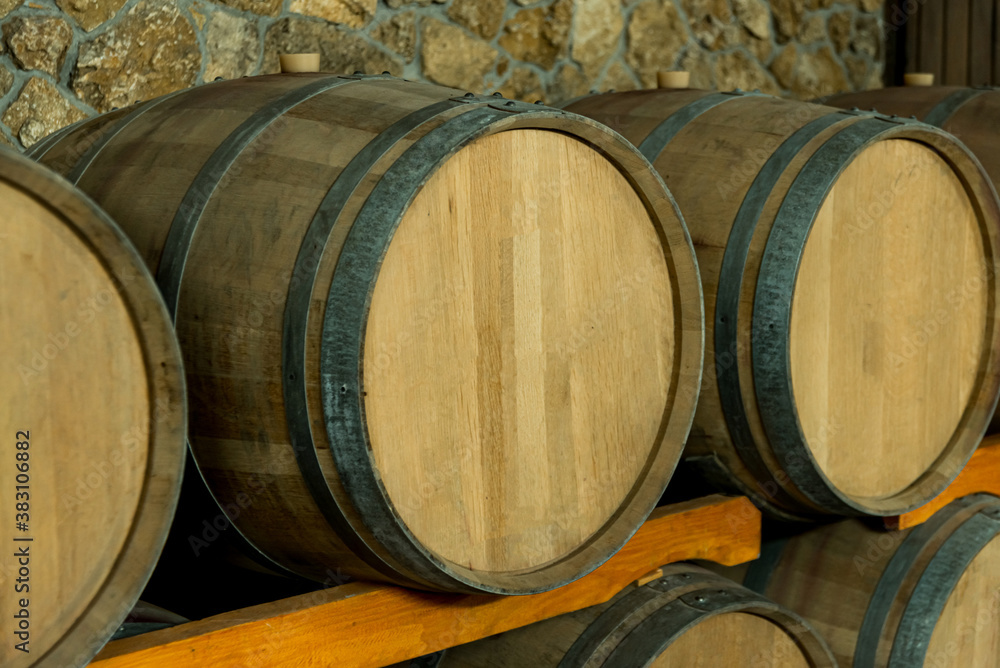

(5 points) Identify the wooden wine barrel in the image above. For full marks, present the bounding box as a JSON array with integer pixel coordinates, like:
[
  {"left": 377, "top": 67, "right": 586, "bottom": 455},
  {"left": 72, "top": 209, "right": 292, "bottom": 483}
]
[
  {"left": 562, "top": 89, "right": 1000, "bottom": 520},
  {"left": 29, "top": 73, "right": 704, "bottom": 594},
  {"left": 439, "top": 565, "right": 836, "bottom": 667},
  {"left": 739, "top": 493, "right": 1000, "bottom": 667},
  {"left": 0, "top": 148, "right": 186, "bottom": 667}
]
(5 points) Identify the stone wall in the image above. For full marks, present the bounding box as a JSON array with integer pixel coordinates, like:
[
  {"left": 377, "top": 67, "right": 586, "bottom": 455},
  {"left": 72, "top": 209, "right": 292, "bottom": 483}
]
[{"left": 0, "top": 0, "right": 885, "bottom": 150}]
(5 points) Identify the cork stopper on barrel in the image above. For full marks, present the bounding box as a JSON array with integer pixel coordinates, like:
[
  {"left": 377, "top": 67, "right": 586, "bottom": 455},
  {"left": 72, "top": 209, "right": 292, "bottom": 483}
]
[
  {"left": 279, "top": 53, "right": 320, "bottom": 73},
  {"left": 903, "top": 72, "right": 935, "bottom": 87},
  {"left": 657, "top": 71, "right": 691, "bottom": 89}
]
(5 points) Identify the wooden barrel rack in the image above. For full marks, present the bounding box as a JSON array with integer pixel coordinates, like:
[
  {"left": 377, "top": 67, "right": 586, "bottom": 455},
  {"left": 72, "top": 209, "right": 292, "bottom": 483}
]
[
  {"left": 84, "top": 435, "right": 1000, "bottom": 667},
  {"left": 86, "top": 495, "right": 760, "bottom": 667}
]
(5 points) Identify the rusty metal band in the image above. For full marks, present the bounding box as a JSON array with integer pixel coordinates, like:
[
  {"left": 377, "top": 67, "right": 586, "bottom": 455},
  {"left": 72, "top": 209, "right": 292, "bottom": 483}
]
[
  {"left": 924, "top": 87, "right": 993, "bottom": 127},
  {"left": 153, "top": 75, "right": 355, "bottom": 578},
  {"left": 320, "top": 103, "right": 545, "bottom": 593},
  {"left": 714, "top": 111, "right": 854, "bottom": 515},
  {"left": 751, "top": 115, "right": 911, "bottom": 514},
  {"left": 283, "top": 96, "right": 469, "bottom": 590}
]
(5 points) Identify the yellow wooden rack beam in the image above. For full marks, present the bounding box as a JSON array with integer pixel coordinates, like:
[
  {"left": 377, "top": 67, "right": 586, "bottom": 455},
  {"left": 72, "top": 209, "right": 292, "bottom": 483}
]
[
  {"left": 885, "top": 434, "right": 1000, "bottom": 530},
  {"left": 89, "top": 494, "right": 760, "bottom": 668}
]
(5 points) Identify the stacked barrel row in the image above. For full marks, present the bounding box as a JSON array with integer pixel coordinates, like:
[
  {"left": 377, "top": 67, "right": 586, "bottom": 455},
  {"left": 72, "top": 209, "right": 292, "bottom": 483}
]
[{"left": 4, "top": 63, "right": 1000, "bottom": 668}]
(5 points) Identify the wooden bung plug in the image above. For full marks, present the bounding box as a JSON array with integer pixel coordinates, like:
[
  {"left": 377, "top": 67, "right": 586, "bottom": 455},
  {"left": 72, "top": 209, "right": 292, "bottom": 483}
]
[
  {"left": 280, "top": 53, "right": 320, "bottom": 73},
  {"left": 904, "top": 72, "right": 935, "bottom": 87},
  {"left": 657, "top": 70, "right": 691, "bottom": 89}
]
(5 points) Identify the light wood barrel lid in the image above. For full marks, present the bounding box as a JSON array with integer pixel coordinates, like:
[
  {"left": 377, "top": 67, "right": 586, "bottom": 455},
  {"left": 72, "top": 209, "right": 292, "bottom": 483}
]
[
  {"left": 365, "top": 128, "right": 676, "bottom": 573},
  {"left": 925, "top": 534, "right": 1000, "bottom": 667},
  {"left": 790, "top": 138, "right": 987, "bottom": 500},
  {"left": 650, "top": 613, "right": 814, "bottom": 667},
  {"left": 0, "top": 151, "right": 185, "bottom": 667}
]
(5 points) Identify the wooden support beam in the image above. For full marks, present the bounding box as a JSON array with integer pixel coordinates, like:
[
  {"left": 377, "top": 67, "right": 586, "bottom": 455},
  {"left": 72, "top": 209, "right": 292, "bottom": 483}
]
[
  {"left": 89, "top": 495, "right": 760, "bottom": 668},
  {"left": 885, "top": 435, "right": 1000, "bottom": 530}
]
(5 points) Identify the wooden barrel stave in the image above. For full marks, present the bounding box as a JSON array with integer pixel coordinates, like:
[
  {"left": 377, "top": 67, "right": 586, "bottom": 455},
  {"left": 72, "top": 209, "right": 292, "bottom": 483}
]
[
  {"left": 673, "top": 98, "right": 848, "bottom": 516},
  {"left": 25, "top": 104, "right": 136, "bottom": 176},
  {"left": 822, "top": 86, "right": 971, "bottom": 120},
  {"left": 178, "top": 78, "right": 504, "bottom": 585},
  {"left": 440, "top": 565, "right": 836, "bottom": 667},
  {"left": 564, "top": 90, "right": 1000, "bottom": 520},
  {"left": 566, "top": 92, "right": 837, "bottom": 518},
  {"left": 127, "top": 75, "right": 455, "bottom": 586},
  {"left": 35, "top": 73, "right": 704, "bottom": 593}
]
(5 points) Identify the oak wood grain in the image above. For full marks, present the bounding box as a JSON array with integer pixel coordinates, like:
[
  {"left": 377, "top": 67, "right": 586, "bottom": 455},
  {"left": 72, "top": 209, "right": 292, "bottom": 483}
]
[
  {"left": 925, "top": 533, "right": 1000, "bottom": 666},
  {"left": 650, "top": 613, "right": 814, "bottom": 667},
  {"left": 792, "top": 139, "right": 985, "bottom": 498},
  {"left": 747, "top": 494, "right": 1000, "bottom": 667},
  {"left": 824, "top": 87, "right": 1000, "bottom": 198},
  {"left": 368, "top": 130, "right": 674, "bottom": 573}
]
